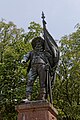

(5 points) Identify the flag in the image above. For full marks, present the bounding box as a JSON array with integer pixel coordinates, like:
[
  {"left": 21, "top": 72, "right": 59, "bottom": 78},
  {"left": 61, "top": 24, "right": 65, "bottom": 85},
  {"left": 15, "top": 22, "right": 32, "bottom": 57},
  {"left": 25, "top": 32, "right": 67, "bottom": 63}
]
[
  {"left": 42, "top": 12, "right": 60, "bottom": 103},
  {"left": 44, "top": 27, "right": 60, "bottom": 69}
]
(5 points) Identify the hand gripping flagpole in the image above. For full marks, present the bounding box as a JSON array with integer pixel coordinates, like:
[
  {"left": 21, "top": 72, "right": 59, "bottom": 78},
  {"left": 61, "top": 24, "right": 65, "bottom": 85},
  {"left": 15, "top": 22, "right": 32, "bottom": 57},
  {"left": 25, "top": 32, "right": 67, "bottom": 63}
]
[{"left": 41, "top": 12, "right": 53, "bottom": 104}]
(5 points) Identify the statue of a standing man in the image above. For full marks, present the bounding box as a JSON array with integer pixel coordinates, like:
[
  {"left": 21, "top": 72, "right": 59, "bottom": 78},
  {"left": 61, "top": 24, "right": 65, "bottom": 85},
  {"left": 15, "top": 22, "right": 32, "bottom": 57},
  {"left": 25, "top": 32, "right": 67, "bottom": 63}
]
[
  {"left": 21, "top": 13, "right": 59, "bottom": 103},
  {"left": 21, "top": 37, "right": 49, "bottom": 101}
]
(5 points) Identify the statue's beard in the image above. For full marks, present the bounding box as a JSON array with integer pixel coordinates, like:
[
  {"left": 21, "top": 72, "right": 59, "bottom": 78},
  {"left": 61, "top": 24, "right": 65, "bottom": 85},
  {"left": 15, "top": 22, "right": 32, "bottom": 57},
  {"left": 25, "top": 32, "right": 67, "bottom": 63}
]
[{"left": 35, "top": 47, "right": 44, "bottom": 52}]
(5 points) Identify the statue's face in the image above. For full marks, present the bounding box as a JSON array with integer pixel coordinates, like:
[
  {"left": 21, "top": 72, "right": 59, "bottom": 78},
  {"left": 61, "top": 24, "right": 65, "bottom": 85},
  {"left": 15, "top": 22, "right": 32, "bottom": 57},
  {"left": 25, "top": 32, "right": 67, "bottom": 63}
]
[{"left": 35, "top": 42, "right": 44, "bottom": 51}]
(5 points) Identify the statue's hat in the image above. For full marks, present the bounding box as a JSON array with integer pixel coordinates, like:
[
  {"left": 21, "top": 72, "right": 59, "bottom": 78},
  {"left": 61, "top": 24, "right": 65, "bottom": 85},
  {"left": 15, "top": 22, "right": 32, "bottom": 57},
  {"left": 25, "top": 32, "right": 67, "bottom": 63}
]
[{"left": 31, "top": 37, "right": 44, "bottom": 49}]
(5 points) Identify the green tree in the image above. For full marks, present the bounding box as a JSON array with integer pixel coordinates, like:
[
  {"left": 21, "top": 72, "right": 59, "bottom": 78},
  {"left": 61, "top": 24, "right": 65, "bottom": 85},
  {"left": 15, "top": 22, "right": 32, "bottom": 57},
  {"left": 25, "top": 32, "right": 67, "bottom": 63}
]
[
  {"left": 23, "top": 21, "right": 43, "bottom": 43},
  {"left": 0, "top": 19, "right": 80, "bottom": 120},
  {"left": 0, "top": 20, "right": 27, "bottom": 119},
  {"left": 53, "top": 25, "right": 80, "bottom": 120},
  {"left": 0, "top": 20, "right": 42, "bottom": 119}
]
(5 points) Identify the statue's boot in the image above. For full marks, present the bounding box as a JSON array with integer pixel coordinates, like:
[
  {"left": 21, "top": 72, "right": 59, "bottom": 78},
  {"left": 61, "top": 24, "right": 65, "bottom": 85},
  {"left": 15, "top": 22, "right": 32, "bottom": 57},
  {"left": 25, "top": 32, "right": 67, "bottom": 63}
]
[
  {"left": 21, "top": 92, "right": 31, "bottom": 103},
  {"left": 38, "top": 88, "right": 46, "bottom": 100},
  {"left": 26, "top": 92, "right": 32, "bottom": 100}
]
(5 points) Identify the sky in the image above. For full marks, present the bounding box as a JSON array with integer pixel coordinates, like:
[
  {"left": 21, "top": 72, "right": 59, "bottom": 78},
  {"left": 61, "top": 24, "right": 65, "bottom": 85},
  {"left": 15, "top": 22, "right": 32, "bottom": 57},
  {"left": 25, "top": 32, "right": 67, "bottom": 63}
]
[{"left": 0, "top": 0, "right": 80, "bottom": 40}]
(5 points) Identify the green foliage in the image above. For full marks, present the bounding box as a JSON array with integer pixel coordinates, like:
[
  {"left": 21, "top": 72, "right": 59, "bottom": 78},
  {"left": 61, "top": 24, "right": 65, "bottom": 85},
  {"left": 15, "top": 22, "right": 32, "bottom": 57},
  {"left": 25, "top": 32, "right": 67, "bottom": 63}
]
[
  {"left": 0, "top": 20, "right": 43, "bottom": 119},
  {"left": 0, "top": 20, "right": 32, "bottom": 119},
  {"left": 0, "top": 19, "right": 80, "bottom": 120},
  {"left": 23, "top": 21, "right": 43, "bottom": 43},
  {"left": 53, "top": 25, "right": 80, "bottom": 119}
]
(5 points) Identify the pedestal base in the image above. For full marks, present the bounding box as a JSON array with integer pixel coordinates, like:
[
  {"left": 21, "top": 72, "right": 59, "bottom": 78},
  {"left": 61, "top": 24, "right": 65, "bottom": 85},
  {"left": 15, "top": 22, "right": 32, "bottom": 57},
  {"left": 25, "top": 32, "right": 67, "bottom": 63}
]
[{"left": 16, "top": 100, "right": 58, "bottom": 120}]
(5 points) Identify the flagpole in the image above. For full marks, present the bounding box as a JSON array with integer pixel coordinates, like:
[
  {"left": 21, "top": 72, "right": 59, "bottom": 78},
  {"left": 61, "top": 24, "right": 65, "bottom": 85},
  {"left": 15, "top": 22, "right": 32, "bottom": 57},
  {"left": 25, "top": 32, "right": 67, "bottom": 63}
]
[
  {"left": 41, "top": 12, "right": 53, "bottom": 104},
  {"left": 41, "top": 11, "right": 48, "bottom": 101}
]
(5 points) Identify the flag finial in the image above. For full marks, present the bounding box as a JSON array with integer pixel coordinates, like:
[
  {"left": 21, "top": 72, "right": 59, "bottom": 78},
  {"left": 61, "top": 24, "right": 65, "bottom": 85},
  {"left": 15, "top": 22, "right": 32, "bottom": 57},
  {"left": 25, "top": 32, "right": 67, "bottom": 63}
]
[
  {"left": 41, "top": 11, "right": 46, "bottom": 29},
  {"left": 42, "top": 11, "right": 45, "bottom": 20}
]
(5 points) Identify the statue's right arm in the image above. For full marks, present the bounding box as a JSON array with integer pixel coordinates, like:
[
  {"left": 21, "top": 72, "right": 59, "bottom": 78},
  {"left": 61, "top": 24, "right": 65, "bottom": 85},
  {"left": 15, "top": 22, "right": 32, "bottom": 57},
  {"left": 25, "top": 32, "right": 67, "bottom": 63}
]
[{"left": 21, "top": 52, "right": 31, "bottom": 63}]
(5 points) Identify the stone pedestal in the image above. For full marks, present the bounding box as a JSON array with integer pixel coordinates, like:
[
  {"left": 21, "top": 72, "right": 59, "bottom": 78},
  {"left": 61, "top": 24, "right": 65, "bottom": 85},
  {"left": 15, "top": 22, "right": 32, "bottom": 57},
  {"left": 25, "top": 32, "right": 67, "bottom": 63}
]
[{"left": 16, "top": 100, "right": 58, "bottom": 120}]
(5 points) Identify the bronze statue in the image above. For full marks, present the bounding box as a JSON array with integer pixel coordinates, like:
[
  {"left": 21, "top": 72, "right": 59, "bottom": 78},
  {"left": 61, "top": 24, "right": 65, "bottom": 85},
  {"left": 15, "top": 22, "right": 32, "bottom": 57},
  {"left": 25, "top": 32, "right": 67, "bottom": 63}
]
[{"left": 21, "top": 12, "right": 59, "bottom": 103}]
